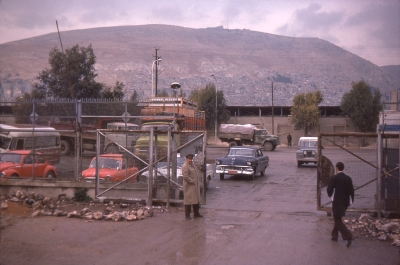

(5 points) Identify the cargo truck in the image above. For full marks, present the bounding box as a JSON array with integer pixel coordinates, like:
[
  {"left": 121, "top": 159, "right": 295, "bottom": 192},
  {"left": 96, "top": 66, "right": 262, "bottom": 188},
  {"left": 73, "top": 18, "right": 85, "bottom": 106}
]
[{"left": 218, "top": 124, "right": 280, "bottom": 151}]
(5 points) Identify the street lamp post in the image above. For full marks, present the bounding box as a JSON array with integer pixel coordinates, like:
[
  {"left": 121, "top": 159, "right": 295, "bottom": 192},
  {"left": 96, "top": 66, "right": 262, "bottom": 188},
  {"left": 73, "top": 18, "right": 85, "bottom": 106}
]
[
  {"left": 211, "top": 75, "right": 217, "bottom": 144},
  {"left": 152, "top": 59, "right": 162, "bottom": 97},
  {"left": 171, "top": 82, "right": 181, "bottom": 115}
]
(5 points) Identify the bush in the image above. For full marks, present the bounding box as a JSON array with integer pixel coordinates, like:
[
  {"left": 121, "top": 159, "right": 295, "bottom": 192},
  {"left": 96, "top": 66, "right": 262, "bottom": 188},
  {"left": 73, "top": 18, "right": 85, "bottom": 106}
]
[{"left": 73, "top": 188, "right": 92, "bottom": 202}]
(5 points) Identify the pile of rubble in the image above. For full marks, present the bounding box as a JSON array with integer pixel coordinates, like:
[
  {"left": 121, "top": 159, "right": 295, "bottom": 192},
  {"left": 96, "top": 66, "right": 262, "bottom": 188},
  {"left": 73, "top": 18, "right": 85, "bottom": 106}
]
[
  {"left": 344, "top": 213, "right": 400, "bottom": 247},
  {"left": 0, "top": 190, "right": 174, "bottom": 222}
]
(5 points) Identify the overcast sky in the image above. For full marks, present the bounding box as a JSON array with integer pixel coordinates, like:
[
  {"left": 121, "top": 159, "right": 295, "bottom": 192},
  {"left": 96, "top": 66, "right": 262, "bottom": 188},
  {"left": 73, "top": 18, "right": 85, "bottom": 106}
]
[{"left": 0, "top": 0, "right": 399, "bottom": 66}]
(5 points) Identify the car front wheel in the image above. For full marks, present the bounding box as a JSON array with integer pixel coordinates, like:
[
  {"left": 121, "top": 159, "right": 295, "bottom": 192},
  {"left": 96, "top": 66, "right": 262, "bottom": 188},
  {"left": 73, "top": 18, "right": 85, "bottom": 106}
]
[
  {"left": 46, "top": 171, "right": 55, "bottom": 179},
  {"left": 260, "top": 167, "right": 265, "bottom": 176},
  {"left": 220, "top": 173, "right": 225, "bottom": 180},
  {"left": 297, "top": 161, "right": 302, "bottom": 167}
]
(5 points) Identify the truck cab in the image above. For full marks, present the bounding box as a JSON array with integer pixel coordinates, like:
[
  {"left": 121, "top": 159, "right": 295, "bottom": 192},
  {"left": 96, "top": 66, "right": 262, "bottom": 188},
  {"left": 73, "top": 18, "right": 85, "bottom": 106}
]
[{"left": 103, "top": 122, "right": 140, "bottom": 154}]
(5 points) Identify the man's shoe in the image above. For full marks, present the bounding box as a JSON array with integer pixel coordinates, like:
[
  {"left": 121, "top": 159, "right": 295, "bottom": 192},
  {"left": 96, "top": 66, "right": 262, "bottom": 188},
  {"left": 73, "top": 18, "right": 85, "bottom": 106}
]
[
  {"left": 331, "top": 238, "right": 338, "bottom": 242},
  {"left": 194, "top": 214, "right": 203, "bottom": 218},
  {"left": 346, "top": 238, "right": 353, "bottom": 247},
  {"left": 185, "top": 216, "right": 192, "bottom": 220}
]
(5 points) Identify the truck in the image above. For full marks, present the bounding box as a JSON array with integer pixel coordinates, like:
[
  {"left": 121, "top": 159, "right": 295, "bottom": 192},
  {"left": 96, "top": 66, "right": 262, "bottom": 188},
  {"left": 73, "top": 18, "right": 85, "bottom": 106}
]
[
  {"left": 218, "top": 124, "right": 280, "bottom": 151},
  {"left": 133, "top": 97, "right": 206, "bottom": 165},
  {"left": 49, "top": 119, "right": 140, "bottom": 155}
]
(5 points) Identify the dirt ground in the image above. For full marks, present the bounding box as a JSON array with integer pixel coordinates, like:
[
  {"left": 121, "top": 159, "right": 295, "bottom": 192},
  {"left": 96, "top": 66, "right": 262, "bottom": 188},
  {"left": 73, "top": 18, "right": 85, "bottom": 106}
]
[{"left": 1, "top": 146, "right": 399, "bottom": 265}]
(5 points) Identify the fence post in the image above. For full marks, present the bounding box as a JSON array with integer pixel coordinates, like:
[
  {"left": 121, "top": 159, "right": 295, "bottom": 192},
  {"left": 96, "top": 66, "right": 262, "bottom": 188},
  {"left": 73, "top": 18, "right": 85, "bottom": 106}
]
[
  {"left": 148, "top": 127, "right": 154, "bottom": 207},
  {"left": 75, "top": 100, "right": 82, "bottom": 181},
  {"left": 377, "top": 124, "right": 382, "bottom": 218}
]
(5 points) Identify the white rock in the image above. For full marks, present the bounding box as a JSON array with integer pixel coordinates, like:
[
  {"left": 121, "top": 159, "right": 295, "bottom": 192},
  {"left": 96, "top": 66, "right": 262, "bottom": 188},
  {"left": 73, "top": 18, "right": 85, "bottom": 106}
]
[
  {"left": 32, "top": 210, "right": 41, "bottom": 217},
  {"left": 93, "top": 211, "right": 103, "bottom": 220},
  {"left": 125, "top": 215, "right": 137, "bottom": 221},
  {"left": 378, "top": 234, "right": 387, "bottom": 241},
  {"left": 83, "top": 213, "right": 93, "bottom": 220},
  {"left": 67, "top": 211, "right": 80, "bottom": 218},
  {"left": 0, "top": 202, "right": 8, "bottom": 209},
  {"left": 359, "top": 213, "right": 372, "bottom": 223},
  {"left": 80, "top": 207, "right": 90, "bottom": 215}
]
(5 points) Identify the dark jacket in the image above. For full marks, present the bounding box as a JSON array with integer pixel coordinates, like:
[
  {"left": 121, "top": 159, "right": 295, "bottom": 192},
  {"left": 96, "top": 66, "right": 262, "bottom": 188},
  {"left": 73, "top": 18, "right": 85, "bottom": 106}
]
[{"left": 327, "top": 172, "right": 354, "bottom": 217}]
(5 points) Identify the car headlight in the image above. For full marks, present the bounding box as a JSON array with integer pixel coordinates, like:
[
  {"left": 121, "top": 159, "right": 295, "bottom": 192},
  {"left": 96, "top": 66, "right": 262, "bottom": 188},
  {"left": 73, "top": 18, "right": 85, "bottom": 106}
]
[
  {"left": 312, "top": 151, "right": 316, "bottom": 155},
  {"left": 246, "top": 161, "right": 252, "bottom": 166},
  {"left": 0, "top": 172, "right": 5, "bottom": 178},
  {"left": 216, "top": 160, "right": 221, "bottom": 165},
  {"left": 303, "top": 151, "right": 307, "bottom": 155}
]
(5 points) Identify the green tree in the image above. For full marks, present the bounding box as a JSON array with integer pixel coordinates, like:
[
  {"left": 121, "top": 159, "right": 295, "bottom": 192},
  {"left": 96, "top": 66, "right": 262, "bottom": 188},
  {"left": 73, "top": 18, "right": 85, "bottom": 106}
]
[
  {"left": 190, "top": 83, "right": 230, "bottom": 130},
  {"left": 291, "top": 90, "right": 324, "bottom": 135},
  {"left": 340, "top": 80, "right": 382, "bottom": 132},
  {"left": 101, "top": 81, "right": 125, "bottom": 100},
  {"left": 12, "top": 93, "right": 32, "bottom": 124},
  {"left": 32, "top": 44, "right": 105, "bottom": 99},
  {"left": 126, "top": 90, "right": 143, "bottom": 123}
]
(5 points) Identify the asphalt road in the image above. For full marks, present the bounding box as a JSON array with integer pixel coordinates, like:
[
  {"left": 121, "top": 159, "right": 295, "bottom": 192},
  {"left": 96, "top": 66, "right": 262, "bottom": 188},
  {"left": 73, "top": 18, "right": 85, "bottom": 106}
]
[{"left": 0, "top": 146, "right": 399, "bottom": 265}]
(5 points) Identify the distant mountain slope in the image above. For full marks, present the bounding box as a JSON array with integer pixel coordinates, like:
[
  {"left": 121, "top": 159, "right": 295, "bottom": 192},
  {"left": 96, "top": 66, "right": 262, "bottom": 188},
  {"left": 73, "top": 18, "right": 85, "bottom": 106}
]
[{"left": 0, "top": 24, "right": 398, "bottom": 106}]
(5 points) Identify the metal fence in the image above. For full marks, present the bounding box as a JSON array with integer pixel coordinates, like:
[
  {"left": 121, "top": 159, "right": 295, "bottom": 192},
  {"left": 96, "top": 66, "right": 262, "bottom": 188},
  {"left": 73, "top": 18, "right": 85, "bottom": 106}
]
[
  {"left": 0, "top": 99, "right": 208, "bottom": 206},
  {"left": 317, "top": 132, "right": 399, "bottom": 216}
]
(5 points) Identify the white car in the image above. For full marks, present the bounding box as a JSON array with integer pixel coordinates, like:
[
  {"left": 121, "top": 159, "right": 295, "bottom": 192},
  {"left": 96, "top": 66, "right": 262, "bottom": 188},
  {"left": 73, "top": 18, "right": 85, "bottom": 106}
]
[{"left": 141, "top": 158, "right": 213, "bottom": 189}]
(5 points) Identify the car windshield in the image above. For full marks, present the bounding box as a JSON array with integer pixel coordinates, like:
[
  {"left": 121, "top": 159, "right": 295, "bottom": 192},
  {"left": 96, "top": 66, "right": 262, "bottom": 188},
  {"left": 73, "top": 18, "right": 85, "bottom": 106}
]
[
  {"left": 228, "top": 148, "right": 256, "bottom": 157},
  {"left": 90, "top": 158, "right": 120, "bottom": 169},
  {"left": 298, "top": 140, "right": 318, "bottom": 147},
  {"left": 0, "top": 153, "right": 23, "bottom": 163}
]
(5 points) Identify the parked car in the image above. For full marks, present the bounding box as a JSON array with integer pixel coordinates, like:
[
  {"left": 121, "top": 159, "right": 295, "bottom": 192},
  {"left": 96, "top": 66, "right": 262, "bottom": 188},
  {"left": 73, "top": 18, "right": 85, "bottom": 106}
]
[
  {"left": 296, "top": 137, "right": 318, "bottom": 167},
  {"left": 81, "top": 154, "right": 139, "bottom": 182},
  {"left": 0, "top": 150, "right": 57, "bottom": 179},
  {"left": 142, "top": 157, "right": 213, "bottom": 189},
  {"left": 215, "top": 146, "right": 269, "bottom": 180}
]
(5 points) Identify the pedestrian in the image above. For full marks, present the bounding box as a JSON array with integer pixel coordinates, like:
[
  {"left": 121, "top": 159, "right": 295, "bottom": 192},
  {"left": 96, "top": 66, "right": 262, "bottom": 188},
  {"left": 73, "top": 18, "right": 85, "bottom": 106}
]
[
  {"left": 327, "top": 162, "right": 354, "bottom": 247},
  {"left": 182, "top": 154, "right": 203, "bottom": 220},
  {"left": 287, "top": 133, "right": 292, "bottom": 147}
]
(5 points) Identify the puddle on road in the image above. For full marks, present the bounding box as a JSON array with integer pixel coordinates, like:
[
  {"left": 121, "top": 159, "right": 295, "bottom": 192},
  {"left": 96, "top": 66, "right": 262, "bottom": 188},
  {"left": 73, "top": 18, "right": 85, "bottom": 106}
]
[{"left": 221, "top": 224, "right": 238, "bottom": 229}]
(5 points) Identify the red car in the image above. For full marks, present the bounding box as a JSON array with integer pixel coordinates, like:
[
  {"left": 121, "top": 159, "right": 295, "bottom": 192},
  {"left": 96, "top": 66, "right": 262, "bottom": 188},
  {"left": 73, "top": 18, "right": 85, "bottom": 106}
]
[
  {"left": 0, "top": 150, "right": 57, "bottom": 179},
  {"left": 81, "top": 154, "right": 139, "bottom": 182}
]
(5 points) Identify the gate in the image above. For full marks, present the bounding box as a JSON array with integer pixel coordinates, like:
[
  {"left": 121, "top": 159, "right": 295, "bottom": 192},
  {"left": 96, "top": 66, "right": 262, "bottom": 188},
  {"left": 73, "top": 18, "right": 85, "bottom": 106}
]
[
  {"left": 93, "top": 127, "right": 207, "bottom": 207},
  {"left": 317, "top": 132, "right": 399, "bottom": 216}
]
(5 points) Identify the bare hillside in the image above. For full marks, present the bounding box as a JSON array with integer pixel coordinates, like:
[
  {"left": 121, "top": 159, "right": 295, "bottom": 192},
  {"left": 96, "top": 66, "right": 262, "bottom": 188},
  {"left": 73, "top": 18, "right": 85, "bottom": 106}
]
[{"left": 0, "top": 24, "right": 398, "bottom": 106}]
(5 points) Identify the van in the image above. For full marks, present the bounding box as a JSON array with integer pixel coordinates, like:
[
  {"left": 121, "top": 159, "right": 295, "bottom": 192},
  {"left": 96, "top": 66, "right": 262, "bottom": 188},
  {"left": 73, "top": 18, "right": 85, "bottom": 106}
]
[
  {"left": 296, "top": 137, "right": 318, "bottom": 167},
  {"left": 0, "top": 124, "right": 61, "bottom": 164}
]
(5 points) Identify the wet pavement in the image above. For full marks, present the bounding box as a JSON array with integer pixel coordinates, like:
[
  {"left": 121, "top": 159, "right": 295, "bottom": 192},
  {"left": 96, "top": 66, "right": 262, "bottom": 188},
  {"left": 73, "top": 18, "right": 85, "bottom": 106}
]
[{"left": 0, "top": 146, "right": 399, "bottom": 264}]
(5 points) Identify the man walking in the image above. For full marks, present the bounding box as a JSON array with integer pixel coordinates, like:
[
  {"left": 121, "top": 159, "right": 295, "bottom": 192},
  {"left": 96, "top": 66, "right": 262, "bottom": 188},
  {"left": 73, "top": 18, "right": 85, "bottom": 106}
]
[
  {"left": 327, "top": 162, "right": 354, "bottom": 247},
  {"left": 182, "top": 154, "right": 203, "bottom": 220}
]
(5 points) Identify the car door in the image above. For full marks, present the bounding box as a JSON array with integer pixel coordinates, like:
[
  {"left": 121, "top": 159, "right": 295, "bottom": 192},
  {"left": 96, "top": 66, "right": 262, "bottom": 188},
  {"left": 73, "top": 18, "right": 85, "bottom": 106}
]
[
  {"left": 20, "top": 154, "right": 34, "bottom": 177},
  {"left": 34, "top": 155, "right": 48, "bottom": 178},
  {"left": 257, "top": 149, "right": 269, "bottom": 169}
]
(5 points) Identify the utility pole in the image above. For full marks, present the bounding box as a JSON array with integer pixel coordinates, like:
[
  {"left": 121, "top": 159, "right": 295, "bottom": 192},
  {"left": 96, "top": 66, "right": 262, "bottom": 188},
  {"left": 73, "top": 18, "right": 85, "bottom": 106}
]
[
  {"left": 153, "top": 48, "right": 161, "bottom": 97},
  {"left": 271, "top": 82, "right": 274, "bottom": 135}
]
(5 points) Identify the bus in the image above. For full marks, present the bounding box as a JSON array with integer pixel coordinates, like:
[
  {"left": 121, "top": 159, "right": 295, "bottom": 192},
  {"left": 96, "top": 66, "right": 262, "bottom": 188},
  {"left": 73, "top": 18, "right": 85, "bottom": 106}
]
[{"left": 0, "top": 124, "right": 61, "bottom": 164}]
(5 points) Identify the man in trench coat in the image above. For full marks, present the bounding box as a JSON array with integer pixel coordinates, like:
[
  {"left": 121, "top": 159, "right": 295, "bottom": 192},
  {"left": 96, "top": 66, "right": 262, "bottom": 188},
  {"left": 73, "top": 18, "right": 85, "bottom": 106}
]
[
  {"left": 182, "top": 154, "right": 203, "bottom": 220},
  {"left": 327, "top": 162, "right": 354, "bottom": 247}
]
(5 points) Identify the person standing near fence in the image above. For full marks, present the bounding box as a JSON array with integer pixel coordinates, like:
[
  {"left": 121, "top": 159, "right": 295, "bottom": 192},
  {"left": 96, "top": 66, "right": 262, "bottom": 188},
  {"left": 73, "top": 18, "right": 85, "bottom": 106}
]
[
  {"left": 287, "top": 133, "right": 292, "bottom": 147},
  {"left": 182, "top": 154, "right": 203, "bottom": 220},
  {"left": 327, "top": 162, "right": 354, "bottom": 247}
]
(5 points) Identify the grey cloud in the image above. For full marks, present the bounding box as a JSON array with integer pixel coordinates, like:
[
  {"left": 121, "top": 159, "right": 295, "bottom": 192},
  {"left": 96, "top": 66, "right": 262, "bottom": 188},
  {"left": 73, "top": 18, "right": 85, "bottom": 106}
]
[
  {"left": 292, "top": 3, "right": 344, "bottom": 31},
  {"left": 345, "top": 2, "right": 400, "bottom": 46}
]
